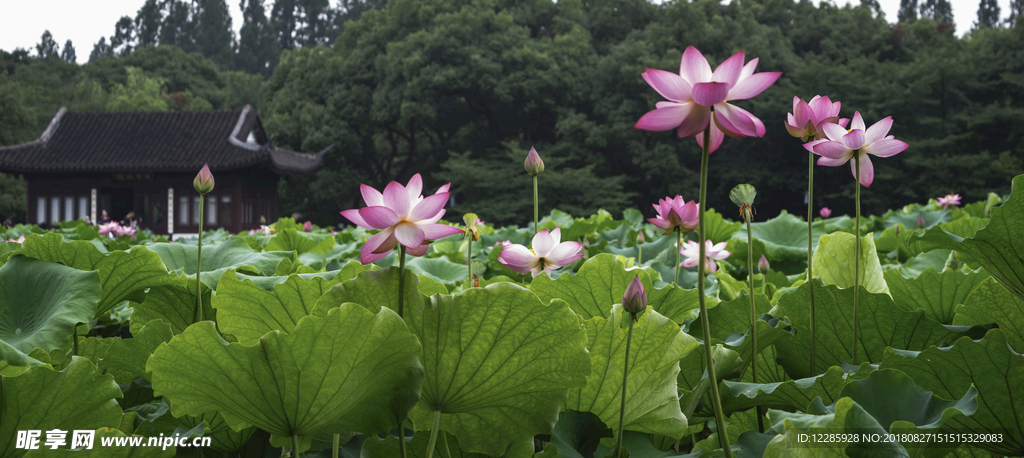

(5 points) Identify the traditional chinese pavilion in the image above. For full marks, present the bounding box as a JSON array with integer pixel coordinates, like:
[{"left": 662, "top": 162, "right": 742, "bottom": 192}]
[{"left": 0, "top": 107, "right": 328, "bottom": 235}]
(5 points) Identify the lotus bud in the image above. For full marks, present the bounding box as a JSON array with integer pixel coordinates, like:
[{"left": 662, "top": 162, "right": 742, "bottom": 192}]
[
  {"left": 193, "top": 164, "right": 215, "bottom": 195},
  {"left": 758, "top": 255, "right": 769, "bottom": 274},
  {"left": 260, "top": 215, "right": 266, "bottom": 225},
  {"left": 918, "top": 215, "right": 925, "bottom": 228},
  {"left": 524, "top": 147, "right": 545, "bottom": 176},
  {"left": 622, "top": 275, "right": 647, "bottom": 318},
  {"left": 820, "top": 207, "right": 831, "bottom": 218},
  {"left": 303, "top": 221, "right": 313, "bottom": 232},
  {"left": 894, "top": 225, "right": 901, "bottom": 236},
  {"left": 636, "top": 231, "right": 645, "bottom": 244}
]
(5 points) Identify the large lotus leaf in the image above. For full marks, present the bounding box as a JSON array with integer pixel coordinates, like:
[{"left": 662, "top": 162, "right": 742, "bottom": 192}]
[
  {"left": 404, "top": 255, "right": 467, "bottom": 286},
  {"left": 147, "top": 236, "right": 293, "bottom": 289},
  {"left": 725, "top": 236, "right": 769, "bottom": 271},
  {"left": 177, "top": 410, "right": 257, "bottom": 453},
  {"left": 911, "top": 174, "right": 1024, "bottom": 301},
  {"left": 264, "top": 228, "right": 336, "bottom": 254},
  {"left": 547, "top": 410, "right": 613, "bottom": 458},
  {"left": 884, "top": 267, "right": 990, "bottom": 324},
  {"left": 880, "top": 330, "right": 1024, "bottom": 456},
  {"left": 147, "top": 305, "right": 424, "bottom": 451},
  {"left": 405, "top": 283, "right": 590, "bottom": 456},
  {"left": 647, "top": 282, "right": 708, "bottom": 326},
  {"left": 952, "top": 277, "right": 1024, "bottom": 351},
  {"left": 0, "top": 339, "right": 46, "bottom": 376},
  {"left": 311, "top": 267, "right": 425, "bottom": 317},
  {"left": 18, "top": 233, "right": 177, "bottom": 317},
  {"left": 873, "top": 224, "right": 922, "bottom": 262},
  {"left": 885, "top": 208, "right": 951, "bottom": 230},
  {"left": 811, "top": 232, "right": 889, "bottom": 295},
  {"left": 723, "top": 364, "right": 872, "bottom": 415},
  {"left": 702, "top": 208, "right": 742, "bottom": 245},
  {"left": 97, "top": 321, "right": 173, "bottom": 384},
  {"left": 771, "top": 280, "right": 971, "bottom": 379},
  {"left": 568, "top": 305, "right": 696, "bottom": 440},
  {"left": 530, "top": 253, "right": 653, "bottom": 319},
  {"left": 128, "top": 274, "right": 211, "bottom": 336},
  {"left": 233, "top": 260, "right": 374, "bottom": 290},
  {"left": 764, "top": 398, "right": 905, "bottom": 458},
  {"left": 898, "top": 249, "right": 953, "bottom": 278},
  {"left": 213, "top": 269, "right": 345, "bottom": 346},
  {"left": 23, "top": 427, "right": 175, "bottom": 457},
  {"left": 297, "top": 241, "right": 360, "bottom": 270},
  {"left": 839, "top": 369, "right": 976, "bottom": 433},
  {"left": 360, "top": 431, "right": 534, "bottom": 458},
  {"left": 602, "top": 231, "right": 677, "bottom": 265},
  {"left": 0, "top": 256, "right": 100, "bottom": 354},
  {"left": 0, "top": 357, "right": 123, "bottom": 457},
  {"left": 736, "top": 211, "right": 825, "bottom": 262}
]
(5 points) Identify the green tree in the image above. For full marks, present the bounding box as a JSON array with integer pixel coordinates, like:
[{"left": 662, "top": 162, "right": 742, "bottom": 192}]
[
  {"left": 89, "top": 37, "right": 113, "bottom": 62},
  {"left": 920, "top": 0, "right": 954, "bottom": 25},
  {"left": 60, "top": 40, "right": 76, "bottom": 64},
  {"left": 35, "top": 30, "right": 59, "bottom": 62},
  {"left": 136, "top": 0, "right": 162, "bottom": 46},
  {"left": 976, "top": 0, "right": 1001, "bottom": 29},
  {"left": 106, "top": 66, "right": 169, "bottom": 111},
  {"left": 194, "top": 0, "right": 235, "bottom": 68},
  {"left": 899, "top": 0, "right": 918, "bottom": 22},
  {"left": 270, "top": 0, "right": 298, "bottom": 50},
  {"left": 111, "top": 16, "right": 136, "bottom": 57},
  {"left": 237, "top": 0, "right": 278, "bottom": 75},
  {"left": 1009, "top": 0, "right": 1023, "bottom": 26},
  {"left": 159, "top": 0, "right": 195, "bottom": 51}
]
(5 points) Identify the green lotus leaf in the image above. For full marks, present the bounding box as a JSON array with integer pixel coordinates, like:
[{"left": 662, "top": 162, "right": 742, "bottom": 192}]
[
  {"left": 178, "top": 410, "right": 257, "bottom": 453},
  {"left": 213, "top": 269, "right": 346, "bottom": 346},
  {"left": 772, "top": 280, "right": 971, "bottom": 379},
  {"left": 547, "top": 410, "right": 613, "bottom": 458},
  {"left": 884, "top": 267, "right": 990, "bottom": 324},
  {"left": 880, "top": 330, "right": 1024, "bottom": 456},
  {"left": 839, "top": 369, "right": 976, "bottom": 430},
  {"left": 360, "top": 431, "right": 535, "bottom": 458},
  {"left": 647, "top": 282, "right": 707, "bottom": 326},
  {"left": 952, "top": 277, "right": 1024, "bottom": 351},
  {"left": 885, "top": 208, "right": 951, "bottom": 230},
  {"left": 147, "top": 305, "right": 424, "bottom": 451},
  {"left": 811, "top": 232, "right": 889, "bottom": 295},
  {"left": 0, "top": 256, "right": 100, "bottom": 354},
  {"left": 764, "top": 398, "right": 904, "bottom": 458},
  {"left": 18, "top": 233, "right": 177, "bottom": 317},
  {"left": 725, "top": 236, "right": 769, "bottom": 271},
  {"left": 233, "top": 260, "right": 374, "bottom": 290},
  {"left": 530, "top": 253, "right": 653, "bottom": 319},
  {"left": 723, "top": 364, "right": 872, "bottom": 415},
  {"left": 98, "top": 321, "right": 173, "bottom": 384},
  {"left": 147, "top": 236, "right": 293, "bottom": 289},
  {"left": 898, "top": 249, "right": 953, "bottom": 278},
  {"left": 406, "top": 283, "right": 590, "bottom": 456},
  {"left": 702, "top": 208, "right": 742, "bottom": 245},
  {"left": 911, "top": 174, "right": 1024, "bottom": 301},
  {"left": 602, "top": 230, "right": 676, "bottom": 266},
  {"left": 873, "top": 224, "right": 922, "bottom": 262},
  {"left": 568, "top": 305, "right": 696, "bottom": 440},
  {"left": 0, "top": 338, "right": 46, "bottom": 376},
  {"left": 22, "top": 427, "right": 176, "bottom": 457},
  {"left": 297, "top": 241, "right": 360, "bottom": 270},
  {"left": 736, "top": 210, "right": 825, "bottom": 262},
  {"left": 311, "top": 267, "right": 425, "bottom": 317},
  {"left": 128, "top": 274, "right": 211, "bottom": 336},
  {"left": 404, "top": 255, "right": 468, "bottom": 286},
  {"left": 264, "top": 228, "right": 336, "bottom": 254},
  {"left": 0, "top": 357, "right": 123, "bottom": 457}
]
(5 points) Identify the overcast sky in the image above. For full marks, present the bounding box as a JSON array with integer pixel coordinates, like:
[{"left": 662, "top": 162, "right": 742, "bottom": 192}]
[{"left": 0, "top": 0, "right": 1012, "bottom": 65}]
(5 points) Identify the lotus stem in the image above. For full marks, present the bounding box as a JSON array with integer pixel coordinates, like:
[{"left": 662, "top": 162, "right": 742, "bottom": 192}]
[
  {"left": 72, "top": 325, "right": 79, "bottom": 357},
  {"left": 699, "top": 116, "right": 732, "bottom": 458},
  {"left": 332, "top": 433, "right": 339, "bottom": 458},
  {"left": 614, "top": 315, "right": 635, "bottom": 458},
  {"left": 194, "top": 194, "right": 204, "bottom": 323},
  {"left": 853, "top": 153, "right": 861, "bottom": 365},
  {"left": 398, "top": 416, "right": 407, "bottom": 458},
  {"left": 807, "top": 151, "right": 816, "bottom": 375},
  {"left": 398, "top": 245, "right": 406, "bottom": 318},
  {"left": 674, "top": 228, "right": 681, "bottom": 285},
  {"left": 638, "top": 243, "right": 643, "bottom": 265},
  {"left": 426, "top": 410, "right": 442, "bottom": 458},
  {"left": 467, "top": 236, "right": 473, "bottom": 286},
  {"left": 744, "top": 208, "right": 763, "bottom": 433},
  {"left": 443, "top": 432, "right": 452, "bottom": 458},
  {"left": 533, "top": 175, "right": 539, "bottom": 236},
  {"left": 292, "top": 434, "right": 302, "bottom": 458}
]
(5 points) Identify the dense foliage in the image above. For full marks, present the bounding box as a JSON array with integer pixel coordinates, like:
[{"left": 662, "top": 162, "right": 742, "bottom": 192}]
[
  {"left": 0, "top": 175, "right": 1020, "bottom": 457},
  {"left": 1, "top": 0, "right": 1022, "bottom": 225}
]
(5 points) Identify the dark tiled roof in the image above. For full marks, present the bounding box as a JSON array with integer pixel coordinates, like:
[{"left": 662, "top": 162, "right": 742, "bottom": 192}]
[{"left": 0, "top": 107, "right": 328, "bottom": 175}]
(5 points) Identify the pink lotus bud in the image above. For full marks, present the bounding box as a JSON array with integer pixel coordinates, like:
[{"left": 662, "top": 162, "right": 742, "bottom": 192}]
[
  {"left": 260, "top": 215, "right": 266, "bottom": 225},
  {"left": 758, "top": 254, "right": 769, "bottom": 273},
  {"left": 819, "top": 207, "right": 832, "bottom": 218},
  {"left": 524, "top": 147, "right": 545, "bottom": 176},
  {"left": 636, "top": 231, "right": 645, "bottom": 244},
  {"left": 622, "top": 275, "right": 647, "bottom": 317},
  {"left": 303, "top": 221, "right": 313, "bottom": 232},
  {"left": 193, "top": 164, "right": 215, "bottom": 195},
  {"left": 918, "top": 215, "right": 925, "bottom": 228}
]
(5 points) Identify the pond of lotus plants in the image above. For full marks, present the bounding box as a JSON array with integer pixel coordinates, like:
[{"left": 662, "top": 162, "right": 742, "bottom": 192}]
[{"left": 1, "top": 47, "right": 1022, "bottom": 458}]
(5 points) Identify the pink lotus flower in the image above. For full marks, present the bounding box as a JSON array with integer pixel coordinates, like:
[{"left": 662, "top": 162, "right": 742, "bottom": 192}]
[
  {"left": 341, "top": 173, "right": 463, "bottom": 264},
  {"left": 820, "top": 207, "right": 832, "bottom": 218},
  {"left": 681, "top": 239, "right": 731, "bottom": 274},
  {"left": 498, "top": 227, "right": 584, "bottom": 277},
  {"left": 937, "top": 194, "right": 961, "bottom": 208},
  {"left": 806, "top": 112, "right": 909, "bottom": 187},
  {"left": 6, "top": 235, "right": 24, "bottom": 243},
  {"left": 785, "top": 95, "right": 848, "bottom": 141},
  {"left": 635, "top": 46, "right": 781, "bottom": 153},
  {"left": 648, "top": 195, "right": 699, "bottom": 234},
  {"left": 303, "top": 221, "right": 313, "bottom": 232}
]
